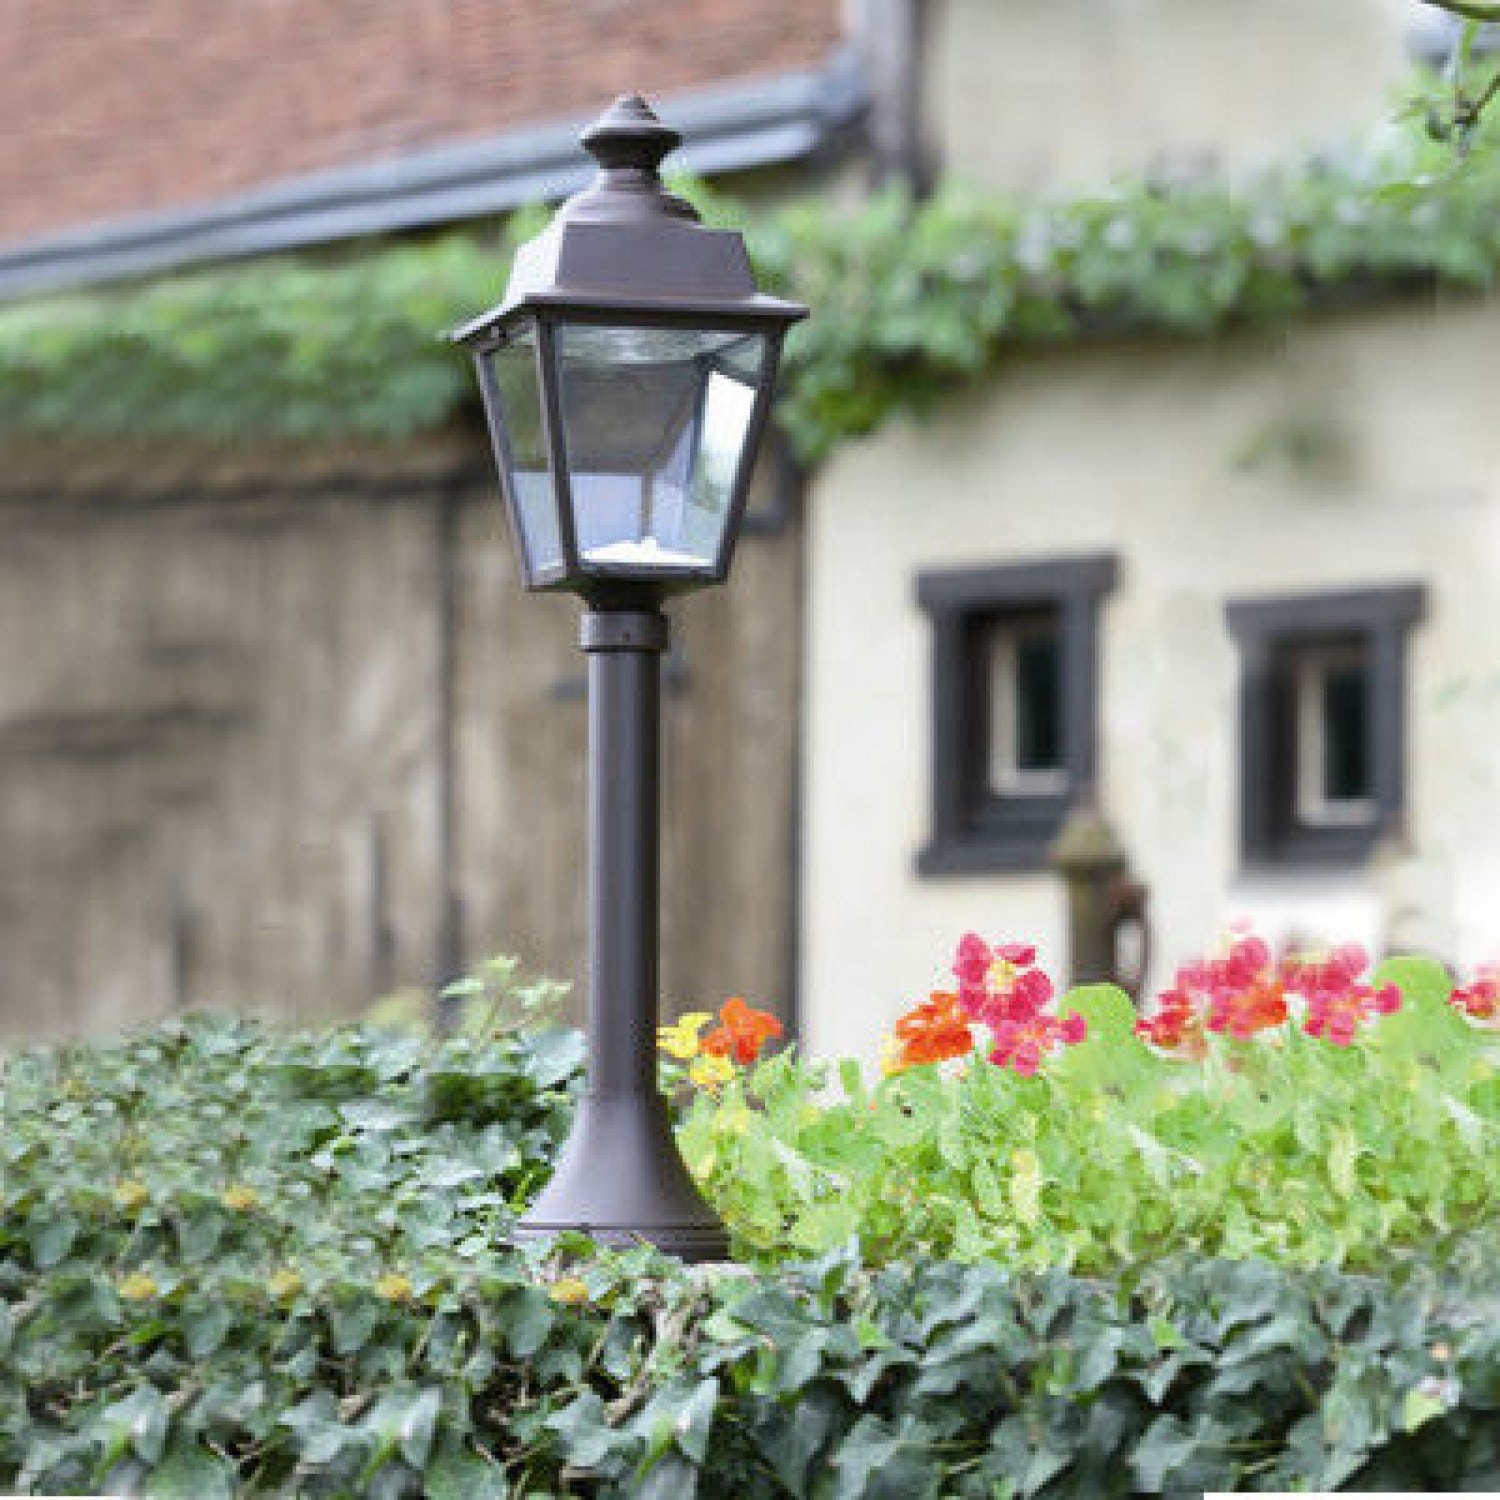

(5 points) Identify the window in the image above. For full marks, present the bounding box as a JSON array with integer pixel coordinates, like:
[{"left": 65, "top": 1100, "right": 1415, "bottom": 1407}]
[
  {"left": 988, "top": 611, "right": 1067, "bottom": 798},
  {"left": 917, "top": 555, "right": 1117, "bottom": 874},
  {"left": 1294, "top": 641, "right": 1374, "bottom": 829},
  {"left": 1227, "top": 586, "right": 1426, "bottom": 868}
]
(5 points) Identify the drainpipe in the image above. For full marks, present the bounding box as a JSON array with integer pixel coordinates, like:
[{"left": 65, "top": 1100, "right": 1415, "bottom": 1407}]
[{"left": 847, "top": 0, "right": 934, "bottom": 193}]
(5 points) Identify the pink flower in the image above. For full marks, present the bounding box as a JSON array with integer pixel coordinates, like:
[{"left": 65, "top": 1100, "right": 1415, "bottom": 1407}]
[
  {"left": 1203, "top": 937, "right": 1289, "bottom": 1039},
  {"left": 1289, "top": 945, "right": 1401, "bottom": 1046},
  {"left": 995, "top": 943, "right": 1037, "bottom": 966},
  {"left": 946, "top": 935, "right": 1079, "bottom": 1076},
  {"left": 989, "top": 1009, "right": 1087, "bottom": 1076},
  {"left": 953, "top": 933, "right": 992, "bottom": 989}
]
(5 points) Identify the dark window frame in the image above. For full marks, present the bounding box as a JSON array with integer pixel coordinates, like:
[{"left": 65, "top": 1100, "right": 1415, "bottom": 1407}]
[
  {"left": 1227, "top": 584, "right": 1427, "bottom": 870},
  {"left": 917, "top": 554, "right": 1118, "bottom": 875}
]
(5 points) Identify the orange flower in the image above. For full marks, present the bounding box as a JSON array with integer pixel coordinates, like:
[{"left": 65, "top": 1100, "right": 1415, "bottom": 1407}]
[
  {"left": 702, "top": 997, "right": 783, "bottom": 1065},
  {"left": 889, "top": 991, "right": 975, "bottom": 1071}
]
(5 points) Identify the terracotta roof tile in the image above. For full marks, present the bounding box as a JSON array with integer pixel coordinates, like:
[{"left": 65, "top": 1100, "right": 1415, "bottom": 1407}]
[{"left": 0, "top": 0, "right": 844, "bottom": 246}]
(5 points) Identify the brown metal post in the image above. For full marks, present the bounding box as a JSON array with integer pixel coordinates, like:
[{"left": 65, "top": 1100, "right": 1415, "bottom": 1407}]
[{"left": 514, "top": 605, "right": 729, "bottom": 1261}]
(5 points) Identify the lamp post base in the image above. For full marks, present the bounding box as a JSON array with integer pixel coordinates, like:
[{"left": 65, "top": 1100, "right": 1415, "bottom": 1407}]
[
  {"left": 514, "top": 1091, "right": 730, "bottom": 1264},
  {"left": 512, "top": 1219, "right": 731, "bottom": 1263}
]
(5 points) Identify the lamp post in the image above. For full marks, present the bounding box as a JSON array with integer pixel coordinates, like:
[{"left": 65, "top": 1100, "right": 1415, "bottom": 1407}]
[{"left": 451, "top": 94, "right": 806, "bottom": 1260}]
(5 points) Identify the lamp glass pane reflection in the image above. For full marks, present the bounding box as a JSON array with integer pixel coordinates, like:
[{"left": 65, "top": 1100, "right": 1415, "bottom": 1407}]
[
  {"left": 480, "top": 326, "right": 564, "bottom": 577},
  {"left": 555, "top": 325, "right": 765, "bottom": 573}
]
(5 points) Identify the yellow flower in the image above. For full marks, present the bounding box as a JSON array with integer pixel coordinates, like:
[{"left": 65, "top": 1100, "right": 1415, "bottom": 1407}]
[
  {"left": 375, "top": 1273, "right": 414, "bottom": 1304},
  {"left": 220, "top": 1184, "right": 259, "bottom": 1213},
  {"left": 267, "top": 1269, "right": 304, "bottom": 1301},
  {"left": 112, "top": 1179, "right": 150, "bottom": 1212},
  {"left": 549, "top": 1277, "right": 590, "bottom": 1306},
  {"left": 688, "top": 1053, "right": 735, "bottom": 1090},
  {"left": 118, "top": 1273, "right": 159, "bottom": 1302},
  {"left": 879, "top": 1036, "right": 907, "bottom": 1077},
  {"left": 658, "top": 1011, "right": 713, "bottom": 1061}
]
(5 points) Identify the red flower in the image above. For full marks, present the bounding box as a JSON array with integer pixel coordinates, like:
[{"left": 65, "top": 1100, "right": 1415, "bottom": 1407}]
[
  {"left": 1451, "top": 964, "right": 1500, "bottom": 1024},
  {"left": 1208, "top": 977, "right": 1289, "bottom": 1040},
  {"left": 1140, "top": 933, "right": 1288, "bottom": 1049},
  {"left": 1147, "top": 932, "right": 1403, "bottom": 1052},
  {"left": 1135, "top": 986, "right": 1207, "bottom": 1058},
  {"left": 701, "top": 997, "right": 782, "bottom": 1065},
  {"left": 890, "top": 991, "right": 975, "bottom": 1071},
  {"left": 1201, "top": 936, "right": 1289, "bottom": 1040}
]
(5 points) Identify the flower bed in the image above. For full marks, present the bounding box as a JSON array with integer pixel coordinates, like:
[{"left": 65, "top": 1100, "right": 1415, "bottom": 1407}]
[
  {"left": 0, "top": 942, "right": 1497, "bottom": 1495},
  {"left": 676, "top": 938, "right": 1500, "bottom": 1272}
]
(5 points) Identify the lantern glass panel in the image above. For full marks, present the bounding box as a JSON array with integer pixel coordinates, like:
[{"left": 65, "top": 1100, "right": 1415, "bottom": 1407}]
[
  {"left": 479, "top": 326, "right": 564, "bottom": 577},
  {"left": 555, "top": 325, "right": 765, "bottom": 572}
]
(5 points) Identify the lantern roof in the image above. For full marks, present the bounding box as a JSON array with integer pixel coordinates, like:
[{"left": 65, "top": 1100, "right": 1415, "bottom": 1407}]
[{"left": 451, "top": 94, "right": 805, "bottom": 346}]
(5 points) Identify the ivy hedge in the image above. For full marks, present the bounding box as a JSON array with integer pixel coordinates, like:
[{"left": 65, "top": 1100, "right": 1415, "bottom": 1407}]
[
  {"left": 4, "top": 1006, "right": 1500, "bottom": 1496},
  {"left": 2, "top": 115, "right": 1500, "bottom": 462}
]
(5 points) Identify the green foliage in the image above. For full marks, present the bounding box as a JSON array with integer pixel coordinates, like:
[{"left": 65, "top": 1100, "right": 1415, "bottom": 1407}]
[
  {"left": 374, "top": 952, "right": 573, "bottom": 1039},
  {"left": 0, "top": 234, "right": 502, "bottom": 447},
  {"left": 5, "top": 113, "right": 1500, "bottom": 461},
  {"left": 608, "top": 1241, "right": 1500, "bottom": 1498},
  {"left": 3, "top": 1003, "right": 1500, "bottom": 1493},
  {"left": 0, "top": 1010, "right": 592, "bottom": 1495},
  {"left": 682, "top": 960, "right": 1500, "bottom": 1272}
]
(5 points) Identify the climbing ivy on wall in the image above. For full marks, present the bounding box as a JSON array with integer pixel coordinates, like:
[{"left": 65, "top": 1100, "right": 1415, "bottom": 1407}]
[{"left": 0, "top": 117, "right": 1498, "bottom": 464}]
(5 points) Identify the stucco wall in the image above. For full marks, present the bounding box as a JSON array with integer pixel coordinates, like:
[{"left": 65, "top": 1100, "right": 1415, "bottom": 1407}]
[
  {"left": 801, "top": 295, "right": 1500, "bottom": 1067},
  {"left": 928, "top": 0, "right": 1414, "bottom": 193}
]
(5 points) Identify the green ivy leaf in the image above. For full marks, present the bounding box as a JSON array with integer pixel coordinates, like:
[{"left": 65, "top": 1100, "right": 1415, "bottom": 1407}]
[{"left": 143, "top": 1438, "right": 236, "bottom": 1500}]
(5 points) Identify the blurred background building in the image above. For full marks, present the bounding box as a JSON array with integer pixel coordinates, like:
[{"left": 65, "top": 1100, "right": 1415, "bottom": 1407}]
[
  {"left": 0, "top": 0, "right": 856, "bottom": 1038},
  {"left": 0, "top": 0, "right": 1494, "bottom": 1062}
]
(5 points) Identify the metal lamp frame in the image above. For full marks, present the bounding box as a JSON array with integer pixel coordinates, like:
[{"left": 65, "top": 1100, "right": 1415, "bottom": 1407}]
[
  {"left": 470, "top": 305, "right": 786, "bottom": 597},
  {"left": 449, "top": 93, "right": 806, "bottom": 1261}
]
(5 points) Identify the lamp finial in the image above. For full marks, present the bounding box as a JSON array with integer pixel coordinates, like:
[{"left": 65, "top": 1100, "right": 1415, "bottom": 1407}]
[{"left": 580, "top": 94, "right": 681, "bottom": 176}]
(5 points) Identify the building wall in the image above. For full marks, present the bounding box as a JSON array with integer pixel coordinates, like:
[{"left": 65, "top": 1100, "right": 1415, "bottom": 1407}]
[
  {"left": 928, "top": 0, "right": 1413, "bottom": 193},
  {"left": 0, "top": 436, "right": 801, "bottom": 1042},
  {"left": 801, "top": 295, "right": 1500, "bottom": 1068},
  {"left": 0, "top": 464, "right": 445, "bottom": 1038}
]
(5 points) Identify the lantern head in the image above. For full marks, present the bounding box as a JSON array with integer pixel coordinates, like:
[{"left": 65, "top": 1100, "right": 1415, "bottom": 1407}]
[{"left": 452, "top": 94, "right": 807, "bottom": 597}]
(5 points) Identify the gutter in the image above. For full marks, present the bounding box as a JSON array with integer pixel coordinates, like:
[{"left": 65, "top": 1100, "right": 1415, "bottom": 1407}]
[{"left": 0, "top": 48, "right": 866, "bottom": 303}]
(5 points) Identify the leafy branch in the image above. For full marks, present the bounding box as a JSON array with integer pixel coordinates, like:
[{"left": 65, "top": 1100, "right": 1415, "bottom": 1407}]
[
  {"left": 1, "top": 109, "right": 1499, "bottom": 463},
  {"left": 1419, "top": 0, "right": 1500, "bottom": 141},
  {"left": 1426, "top": 0, "right": 1500, "bottom": 21}
]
